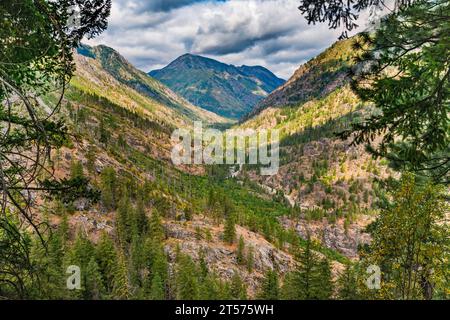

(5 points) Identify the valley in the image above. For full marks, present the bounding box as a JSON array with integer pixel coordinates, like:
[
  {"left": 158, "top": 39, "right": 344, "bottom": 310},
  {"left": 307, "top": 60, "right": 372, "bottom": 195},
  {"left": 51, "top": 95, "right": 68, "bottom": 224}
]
[
  {"left": 36, "top": 37, "right": 384, "bottom": 299},
  {"left": 2, "top": 0, "right": 447, "bottom": 302}
]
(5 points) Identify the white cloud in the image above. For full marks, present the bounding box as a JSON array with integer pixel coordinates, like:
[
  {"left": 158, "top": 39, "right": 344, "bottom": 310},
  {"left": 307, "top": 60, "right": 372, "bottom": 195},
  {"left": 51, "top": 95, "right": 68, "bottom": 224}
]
[{"left": 86, "top": 0, "right": 369, "bottom": 79}]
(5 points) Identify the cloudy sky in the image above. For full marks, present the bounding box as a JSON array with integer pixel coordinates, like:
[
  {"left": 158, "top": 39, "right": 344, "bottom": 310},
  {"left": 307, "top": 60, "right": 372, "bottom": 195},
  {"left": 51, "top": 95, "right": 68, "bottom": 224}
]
[{"left": 85, "top": 0, "right": 372, "bottom": 79}]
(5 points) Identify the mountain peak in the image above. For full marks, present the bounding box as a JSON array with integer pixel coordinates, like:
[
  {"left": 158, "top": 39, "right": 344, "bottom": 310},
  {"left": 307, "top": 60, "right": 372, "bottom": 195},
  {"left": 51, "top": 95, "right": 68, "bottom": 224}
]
[{"left": 149, "top": 54, "right": 285, "bottom": 119}]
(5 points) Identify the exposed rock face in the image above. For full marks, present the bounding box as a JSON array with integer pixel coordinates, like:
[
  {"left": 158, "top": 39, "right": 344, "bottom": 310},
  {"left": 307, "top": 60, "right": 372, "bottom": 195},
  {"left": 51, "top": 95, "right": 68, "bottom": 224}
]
[
  {"left": 164, "top": 216, "right": 296, "bottom": 296},
  {"left": 280, "top": 216, "right": 373, "bottom": 259},
  {"left": 73, "top": 198, "right": 91, "bottom": 211}
]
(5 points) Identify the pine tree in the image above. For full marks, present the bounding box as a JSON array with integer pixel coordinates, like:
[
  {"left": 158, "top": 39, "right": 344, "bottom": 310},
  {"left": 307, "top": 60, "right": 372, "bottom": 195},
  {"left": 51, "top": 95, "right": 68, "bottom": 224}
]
[
  {"left": 295, "top": 238, "right": 317, "bottom": 299},
  {"left": 99, "top": 117, "right": 109, "bottom": 144},
  {"left": 337, "top": 264, "right": 359, "bottom": 300},
  {"left": 68, "top": 231, "right": 95, "bottom": 269},
  {"left": 176, "top": 255, "right": 199, "bottom": 300},
  {"left": 112, "top": 251, "right": 131, "bottom": 300},
  {"left": 65, "top": 231, "right": 97, "bottom": 299},
  {"left": 230, "top": 272, "right": 247, "bottom": 300},
  {"left": 199, "top": 274, "right": 222, "bottom": 300},
  {"left": 223, "top": 213, "right": 236, "bottom": 244},
  {"left": 130, "top": 235, "right": 145, "bottom": 287},
  {"left": 282, "top": 238, "right": 332, "bottom": 300},
  {"left": 199, "top": 249, "right": 209, "bottom": 279},
  {"left": 258, "top": 269, "right": 280, "bottom": 300},
  {"left": 86, "top": 145, "right": 97, "bottom": 174},
  {"left": 95, "top": 233, "right": 118, "bottom": 294},
  {"left": 151, "top": 245, "right": 169, "bottom": 286},
  {"left": 150, "top": 273, "right": 165, "bottom": 300},
  {"left": 116, "top": 191, "right": 132, "bottom": 245},
  {"left": 246, "top": 245, "right": 254, "bottom": 273},
  {"left": 236, "top": 235, "right": 246, "bottom": 265},
  {"left": 134, "top": 195, "right": 148, "bottom": 236},
  {"left": 70, "top": 160, "right": 84, "bottom": 180},
  {"left": 315, "top": 258, "right": 333, "bottom": 300},
  {"left": 84, "top": 257, "right": 106, "bottom": 300},
  {"left": 100, "top": 167, "right": 117, "bottom": 210},
  {"left": 149, "top": 209, "right": 165, "bottom": 243}
]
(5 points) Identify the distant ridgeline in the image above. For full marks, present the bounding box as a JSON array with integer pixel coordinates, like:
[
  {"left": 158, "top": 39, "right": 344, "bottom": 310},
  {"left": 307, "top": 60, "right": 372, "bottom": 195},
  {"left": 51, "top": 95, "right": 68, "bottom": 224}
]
[{"left": 150, "top": 54, "right": 285, "bottom": 120}]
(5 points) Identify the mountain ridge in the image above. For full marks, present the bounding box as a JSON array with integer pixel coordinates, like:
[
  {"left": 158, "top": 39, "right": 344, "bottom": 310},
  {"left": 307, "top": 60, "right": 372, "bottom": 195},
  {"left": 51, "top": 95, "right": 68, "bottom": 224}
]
[
  {"left": 75, "top": 44, "right": 229, "bottom": 127},
  {"left": 246, "top": 38, "right": 355, "bottom": 120},
  {"left": 149, "top": 53, "right": 285, "bottom": 119}
]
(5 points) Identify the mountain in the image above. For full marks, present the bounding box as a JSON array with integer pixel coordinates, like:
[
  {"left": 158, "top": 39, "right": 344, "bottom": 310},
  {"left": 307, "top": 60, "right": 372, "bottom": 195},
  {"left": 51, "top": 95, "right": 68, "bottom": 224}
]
[
  {"left": 30, "top": 44, "right": 350, "bottom": 300},
  {"left": 238, "top": 38, "right": 392, "bottom": 258},
  {"left": 149, "top": 54, "right": 285, "bottom": 119},
  {"left": 75, "top": 45, "right": 228, "bottom": 127},
  {"left": 248, "top": 39, "right": 354, "bottom": 119}
]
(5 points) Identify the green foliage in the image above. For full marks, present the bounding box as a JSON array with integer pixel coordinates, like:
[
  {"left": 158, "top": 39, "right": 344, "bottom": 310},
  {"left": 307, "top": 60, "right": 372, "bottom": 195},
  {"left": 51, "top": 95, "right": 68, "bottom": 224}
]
[
  {"left": 282, "top": 238, "right": 334, "bottom": 300},
  {"left": 230, "top": 272, "right": 247, "bottom": 300},
  {"left": 0, "top": 0, "right": 110, "bottom": 297},
  {"left": 223, "top": 212, "right": 236, "bottom": 244},
  {"left": 100, "top": 167, "right": 117, "bottom": 210},
  {"left": 361, "top": 173, "right": 449, "bottom": 299},
  {"left": 95, "top": 233, "right": 118, "bottom": 293},
  {"left": 150, "top": 273, "right": 165, "bottom": 300},
  {"left": 236, "top": 236, "right": 246, "bottom": 265},
  {"left": 116, "top": 191, "right": 133, "bottom": 245},
  {"left": 149, "top": 210, "right": 165, "bottom": 243},
  {"left": 150, "top": 54, "right": 284, "bottom": 119},
  {"left": 176, "top": 255, "right": 200, "bottom": 300},
  {"left": 70, "top": 161, "right": 85, "bottom": 180},
  {"left": 337, "top": 264, "right": 359, "bottom": 300},
  {"left": 112, "top": 251, "right": 131, "bottom": 299},
  {"left": 258, "top": 269, "right": 280, "bottom": 300},
  {"left": 246, "top": 246, "right": 255, "bottom": 273},
  {"left": 347, "top": 0, "right": 450, "bottom": 183}
]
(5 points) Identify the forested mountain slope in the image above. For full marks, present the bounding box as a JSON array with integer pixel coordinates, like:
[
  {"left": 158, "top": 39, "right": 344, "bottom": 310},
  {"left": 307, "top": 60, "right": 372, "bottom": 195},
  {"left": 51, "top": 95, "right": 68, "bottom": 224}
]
[
  {"left": 75, "top": 45, "right": 228, "bottom": 127},
  {"left": 18, "top": 43, "right": 349, "bottom": 300},
  {"left": 238, "top": 38, "right": 393, "bottom": 258},
  {"left": 150, "top": 54, "right": 285, "bottom": 119}
]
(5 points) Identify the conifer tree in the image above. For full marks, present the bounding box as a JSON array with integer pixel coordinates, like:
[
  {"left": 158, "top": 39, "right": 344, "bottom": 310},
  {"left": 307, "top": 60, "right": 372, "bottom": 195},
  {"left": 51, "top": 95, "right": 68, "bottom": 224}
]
[
  {"left": 315, "top": 258, "right": 333, "bottom": 300},
  {"left": 223, "top": 213, "right": 236, "bottom": 244},
  {"left": 151, "top": 245, "right": 169, "bottom": 287},
  {"left": 95, "top": 233, "right": 118, "bottom": 294},
  {"left": 246, "top": 246, "right": 255, "bottom": 273},
  {"left": 112, "top": 251, "right": 131, "bottom": 300},
  {"left": 149, "top": 209, "right": 165, "bottom": 243},
  {"left": 282, "top": 237, "right": 332, "bottom": 300},
  {"left": 70, "top": 160, "right": 84, "bottom": 180},
  {"left": 230, "top": 272, "right": 247, "bottom": 300},
  {"left": 84, "top": 257, "right": 106, "bottom": 300},
  {"left": 134, "top": 195, "right": 148, "bottom": 236},
  {"left": 236, "top": 235, "right": 246, "bottom": 265},
  {"left": 176, "top": 255, "right": 199, "bottom": 300},
  {"left": 199, "top": 274, "right": 222, "bottom": 300},
  {"left": 116, "top": 191, "right": 132, "bottom": 245},
  {"left": 258, "top": 269, "right": 280, "bottom": 300},
  {"left": 130, "top": 235, "right": 145, "bottom": 287},
  {"left": 199, "top": 249, "right": 209, "bottom": 279},
  {"left": 337, "top": 264, "right": 359, "bottom": 300},
  {"left": 100, "top": 167, "right": 117, "bottom": 210},
  {"left": 150, "top": 272, "right": 165, "bottom": 300},
  {"left": 65, "top": 232, "right": 98, "bottom": 299},
  {"left": 295, "top": 238, "right": 317, "bottom": 299}
]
